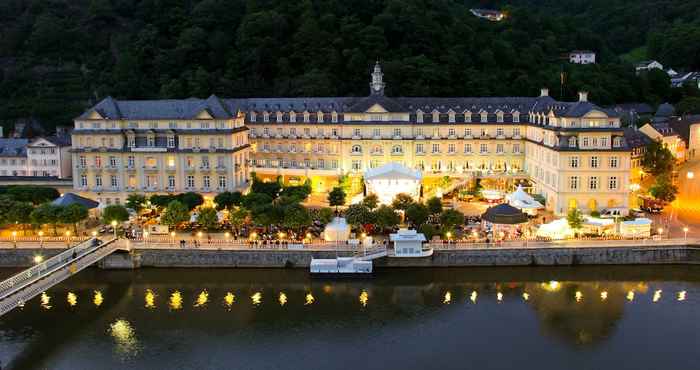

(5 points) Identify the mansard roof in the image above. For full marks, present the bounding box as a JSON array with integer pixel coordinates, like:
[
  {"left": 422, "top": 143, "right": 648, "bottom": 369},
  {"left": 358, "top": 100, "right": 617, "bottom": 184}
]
[
  {"left": 0, "top": 138, "right": 28, "bottom": 157},
  {"left": 77, "top": 93, "right": 617, "bottom": 120},
  {"left": 77, "top": 95, "right": 234, "bottom": 120}
]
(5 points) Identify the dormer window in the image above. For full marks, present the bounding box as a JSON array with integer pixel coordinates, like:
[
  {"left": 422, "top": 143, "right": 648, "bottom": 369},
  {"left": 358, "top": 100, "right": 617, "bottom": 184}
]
[
  {"left": 263, "top": 111, "right": 269, "bottom": 122},
  {"left": 331, "top": 111, "right": 338, "bottom": 123},
  {"left": 613, "top": 137, "right": 622, "bottom": 147},
  {"left": 276, "top": 111, "right": 283, "bottom": 122},
  {"left": 290, "top": 111, "right": 296, "bottom": 122},
  {"left": 303, "top": 111, "right": 310, "bottom": 123},
  {"left": 432, "top": 110, "right": 440, "bottom": 123},
  {"left": 464, "top": 111, "right": 472, "bottom": 123},
  {"left": 250, "top": 112, "right": 257, "bottom": 122},
  {"left": 480, "top": 111, "right": 488, "bottom": 122},
  {"left": 568, "top": 136, "right": 577, "bottom": 148},
  {"left": 167, "top": 136, "right": 175, "bottom": 148},
  {"left": 317, "top": 111, "right": 324, "bottom": 123},
  {"left": 416, "top": 110, "right": 424, "bottom": 123},
  {"left": 448, "top": 110, "right": 455, "bottom": 123},
  {"left": 496, "top": 111, "right": 504, "bottom": 123},
  {"left": 513, "top": 111, "right": 520, "bottom": 123}
]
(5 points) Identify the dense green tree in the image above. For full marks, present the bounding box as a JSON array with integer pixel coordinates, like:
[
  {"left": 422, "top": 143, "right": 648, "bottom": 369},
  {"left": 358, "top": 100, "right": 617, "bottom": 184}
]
[
  {"left": 641, "top": 140, "right": 675, "bottom": 176},
  {"left": 102, "top": 204, "right": 129, "bottom": 224},
  {"left": 439, "top": 209, "right": 464, "bottom": 229},
  {"left": 214, "top": 191, "right": 243, "bottom": 210},
  {"left": 361, "top": 193, "right": 379, "bottom": 210},
  {"left": 316, "top": 207, "right": 335, "bottom": 224},
  {"left": 58, "top": 204, "right": 89, "bottom": 233},
  {"left": 126, "top": 194, "right": 147, "bottom": 212},
  {"left": 250, "top": 174, "right": 281, "bottom": 199},
  {"left": 344, "top": 204, "right": 375, "bottom": 228},
  {"left": 162, "top": 200, "right": 190, "bottom": 227},
  {"left": 149, "top": 194, "right": 176, "bottom": 209},
  {"left": 197, "top": 207, "right": 219, "bottom": 231},
  {"left": 426, "top": 196, "right": 443, "bottom": 215},
  {"left": 405, "top": 203, "right": 429, "bottom": 227},
  {"left": 176, "top": 192, "right": 204, "bottom": 210},
  {"left": 282, "top": 204, "right": 312, "bottom": 230},
  {"left": 418, "top": 224, "right": 438, "bottom": 241},
  {"left": 391, "top": 193, "right": 415, "bottom": 211},
  {"left": 31, "top": 203, "right": 63, "bottom": 235},
  {"left": 373, "top": 205, "right": 400, "bottom": 231},
  {"left": 650, "top": 175, "right": 678, "bottom": 203},
  {"left": 676, "top": 97, "right": 700, "bottom": 115},
  {"left": 567, "top": 208, "right": 584, "bottom": 230},
  {"left": 328, "top": 187, "right": 346, "bottom": 210},
  {"left": 228, "top": 207, "right": 249, "bottom": 229}
]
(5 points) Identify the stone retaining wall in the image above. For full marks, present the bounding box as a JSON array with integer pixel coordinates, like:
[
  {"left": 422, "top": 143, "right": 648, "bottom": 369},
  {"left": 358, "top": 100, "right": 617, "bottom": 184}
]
[{"left": 2, "top": 246, "right": 700, "bottom": 269}]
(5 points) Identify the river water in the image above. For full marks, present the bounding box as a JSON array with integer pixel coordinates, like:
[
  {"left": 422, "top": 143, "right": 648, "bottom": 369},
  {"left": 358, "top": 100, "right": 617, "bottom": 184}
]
[{"left": 1, "top": 266, "right": 699, "bottom": 370}]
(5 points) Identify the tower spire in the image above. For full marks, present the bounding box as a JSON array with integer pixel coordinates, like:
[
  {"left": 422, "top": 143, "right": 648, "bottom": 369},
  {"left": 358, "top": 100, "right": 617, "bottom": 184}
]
[{"left": 370, "top": 60, "right": 385, "bottom": 96}]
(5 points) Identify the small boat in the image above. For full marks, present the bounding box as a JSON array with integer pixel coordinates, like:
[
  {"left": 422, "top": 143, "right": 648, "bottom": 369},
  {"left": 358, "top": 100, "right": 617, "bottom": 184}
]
[{"left": 310, "top": 257, "right": 372, "bottom": 275}]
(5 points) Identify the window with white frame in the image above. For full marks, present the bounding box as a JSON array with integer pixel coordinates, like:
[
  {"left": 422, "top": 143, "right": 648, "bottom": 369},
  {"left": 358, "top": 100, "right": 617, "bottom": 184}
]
[
  {"left": 569, "top": 156, "right": 579, "bottom": 168},
  {"left": 568, "top": 136, "right": 577, "bottom": 148},
  {"left": 353, "top": 128, "right": 361, "bottom": 137},
  {"left": 448, "top": 143, "right": 455, "bottom": 153},
  {"left": 219, "top": 176, "right": 226, "bottom": 188},
  {"left": 608, "top": 176, "right": 618, "bottom": 190},
  {"left": 394, "top": 128, "right": 401, "bottom": 137},
  {"left": 464, "top": 128, "right": 472, "bottom": 137},
  {"left": 168, "top": 176, "right": 175, "bottom": 188},
  {"left": 480, "top": 143, "right": 488, "bottom": 153},
  {"left": 95, "top": 175, "right": 102, "bottom": 188},
  {"left": 432, "top": 143, "right": 440, "bottom": 153},
  {"left": 589, "top": 176, "right": 598, "bottom": 190},
  {"left": 496, "top": 127, "right": 504, "bottom": 137},
  {"left": 464, "top": 143, "right": 472, "bottom": 153},
  {"left": 111, "top": 175, "right": 118, "bottom": 188},
  {"left": 80, "top": 175, "right": 87, "bottom": 187},
  {"left": 203, "top": 175, "right": 210, "bottom": 189},
  {"left": 448, "top": 128, "right": 455, "bottom": 137},
  {"left": 416, "top": 143, "right": 424, "bottom": 154},
  {"left": 496, "top": 143, "right": 504, "bottom": 153},
  {"left": 570, "top": 176, "right": 579, "bottom": 190},
  {"left": 186, "top": 175, "right": 195, "bottom": 188},
  {"left": 590, "top": 156, "right": 599, "bottom": 168},
  {"left": 351, "top": 145, "right": 362, "bottom": 154},
  {"left": 513, "top": 143, "right": 520, "bottom": 153},
  {"left": 392, "top": 145, "right": 403, "bottom": 154},
  {"left": 609, "top": 156, "right": 619, "bottom": 168}
]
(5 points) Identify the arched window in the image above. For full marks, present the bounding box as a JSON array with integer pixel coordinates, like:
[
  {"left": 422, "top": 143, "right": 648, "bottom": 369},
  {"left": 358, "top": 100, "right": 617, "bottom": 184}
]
[
  {"left": 371, "top": 145, "right": 382, "bottom": 154},
  {"left": 392, "top": 145, "right": 403, "bottom": 154},
  {"left": 613, "top": 137, "right": 622, "bottom": 147},
  {"left": 351, "top": 145, "right": 362, "bottom": 154},
  {"left": 568, "top": 136, "right": 578, "bottom": 148}
]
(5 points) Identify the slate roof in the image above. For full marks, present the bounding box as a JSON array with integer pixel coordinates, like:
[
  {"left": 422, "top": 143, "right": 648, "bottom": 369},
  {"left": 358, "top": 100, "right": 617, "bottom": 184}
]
[
  {"left": 0, "top": 138, "right": 28, "bottom": 157},
  {"left": 623, "top": 127, "right": 652, "bottom": 149},
  {"left": 655, "top": 103, "right": 675, "bottom": 117},
  {"left": 51, "top": 193, "right": 99, "bottom": 209},
  {"left": 669, "top": 115, "right": 700, "bottom": 143},
  {"left": 608, "top": 103, "right": 654, "bottom": 115},
  {"left": 77, "top": 93, "right": 618, "bottom": 121}
]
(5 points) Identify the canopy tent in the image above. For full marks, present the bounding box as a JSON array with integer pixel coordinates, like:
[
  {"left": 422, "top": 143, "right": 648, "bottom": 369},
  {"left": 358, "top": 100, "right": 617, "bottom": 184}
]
[
  {"left": 323, "top": 217, "right": 351, "bottom": 242},
  {"left": 52, "top": 193, "right": 99, "bottom": 209},
  {"left": 536, "top": 218, "right": 574, "bottom": 240},
  {"left": 506, "top": 185, "right": 543, "bottom": 215},
  {"left": 620, "top": 218, "right": 652, "bottom": 238},
  {"left": 364, "top": 162, "right": 422, "bottom": 205},
  {"left": 482, "top": 204, "right": 528, "bottom": 224}
]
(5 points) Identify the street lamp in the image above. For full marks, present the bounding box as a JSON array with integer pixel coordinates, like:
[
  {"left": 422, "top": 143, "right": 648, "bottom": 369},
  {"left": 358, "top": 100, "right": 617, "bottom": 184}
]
[
  {"left": 38, "top": 230, "right": 44, "bottom": 249},
  {"left": 91, "top": 230, "right": 97, "bottom": 237},
  {"left": 687, "top": 171, "right": 694, "bottom": 180},
  {"left": 683, "top": 227, "right": 689, "bottom": 241},
  {"left": 111, "top": 220, "right": 118, "bottom": 239},
  {"left": 170, "top": 231, "right": 176, "bottom": 246},
  {"left": 11, "top": 231, "right": 17, "bottom": 249},
  {"left": 33, "top": 254, "right": 44, "bottom": 264},
  {"left": 65, "top": 230, "right": 71, "bottom": 248},
  {"left": 657, "top": 227, "right": 664, "bottom": 238},
  {"left": 143, "top": 231, "right": 149, "bottom": 248}
]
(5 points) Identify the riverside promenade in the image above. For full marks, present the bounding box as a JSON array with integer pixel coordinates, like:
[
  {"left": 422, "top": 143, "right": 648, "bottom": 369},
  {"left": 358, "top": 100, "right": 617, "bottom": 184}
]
[{"left": 1, "top": 237, "right": 699, "bottom": 269}]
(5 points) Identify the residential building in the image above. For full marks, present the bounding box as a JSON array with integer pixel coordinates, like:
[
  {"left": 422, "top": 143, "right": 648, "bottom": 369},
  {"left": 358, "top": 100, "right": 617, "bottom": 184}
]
[
  {"left": 624, "top": 127, "right": 652, "bottom": 208},
  {"left": 639, "top": 122, "right": 686, "bottom": 162},
  {"left": 569, "top": 50, "right": 596, "bottom": 64},
  {"left": 671, "top": 115, "right": 700, "bottom": 162},
  {"left": 671, "top": 72, "right": 700, "bottom": 89},
  {"left": 0, "top": 139, "right": 28, "bottom": 176},
  {"left": 71, "top": 96, "right": 250, "bottom": 206},
  {"left": 635, "top": 60, "right": 664, "bottom": 74},
  {"left": 75, "top": 62, "right": 633, "bottom": 215},
  {"left": 27, "top": 136, "right": 72, "bottom": 178}
]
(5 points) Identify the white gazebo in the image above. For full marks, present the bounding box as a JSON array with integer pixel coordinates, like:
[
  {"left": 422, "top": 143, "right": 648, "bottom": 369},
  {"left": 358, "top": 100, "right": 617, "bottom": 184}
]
[
  {"left": 506, "top": 185, "right": 543, "bottom": 215},
  {"left": 364, "top": 162, "right": 422, "bottom": 205}
]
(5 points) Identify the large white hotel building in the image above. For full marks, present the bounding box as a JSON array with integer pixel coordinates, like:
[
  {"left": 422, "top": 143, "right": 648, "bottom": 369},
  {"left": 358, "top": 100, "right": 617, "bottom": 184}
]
[{"left": 72, "top": 63, "right": 632, "bottom": 215}]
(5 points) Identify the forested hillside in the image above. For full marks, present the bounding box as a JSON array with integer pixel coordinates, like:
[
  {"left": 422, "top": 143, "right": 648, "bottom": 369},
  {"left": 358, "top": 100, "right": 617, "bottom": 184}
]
[{"left": 1, "top": 0, "right": 699, "bottom": 131}]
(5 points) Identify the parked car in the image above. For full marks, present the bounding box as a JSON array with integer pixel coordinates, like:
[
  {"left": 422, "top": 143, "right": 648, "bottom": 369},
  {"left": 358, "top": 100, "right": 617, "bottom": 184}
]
[{"left": 600, "top": 207, "right": 629, "bottom": 218}]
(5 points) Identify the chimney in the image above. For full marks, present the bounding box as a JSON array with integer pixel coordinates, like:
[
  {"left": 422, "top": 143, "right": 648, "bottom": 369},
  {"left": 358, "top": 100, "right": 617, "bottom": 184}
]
[
  {"left": 578, "top": 91, "right": 588, "bottom": 102},
  {"left": 540, "top": 88, "right": 549, "bottom": 97}
]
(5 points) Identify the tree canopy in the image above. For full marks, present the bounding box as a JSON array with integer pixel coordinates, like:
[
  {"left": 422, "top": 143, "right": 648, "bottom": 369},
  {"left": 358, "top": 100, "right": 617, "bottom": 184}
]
[{"left": 3, "top": 0, "right": 700, "bottom": 132}]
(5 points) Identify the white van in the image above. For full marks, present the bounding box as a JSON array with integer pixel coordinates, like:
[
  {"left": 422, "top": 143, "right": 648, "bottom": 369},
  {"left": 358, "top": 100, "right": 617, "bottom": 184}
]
[{"left": 600, "top": 207, "right": 629, "bottom": 218}]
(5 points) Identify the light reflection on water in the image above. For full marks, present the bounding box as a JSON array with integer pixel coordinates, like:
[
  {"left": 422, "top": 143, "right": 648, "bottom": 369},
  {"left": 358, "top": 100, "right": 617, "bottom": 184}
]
[{"left": 1, "top": 267, "right": 700, "bottom": 370}]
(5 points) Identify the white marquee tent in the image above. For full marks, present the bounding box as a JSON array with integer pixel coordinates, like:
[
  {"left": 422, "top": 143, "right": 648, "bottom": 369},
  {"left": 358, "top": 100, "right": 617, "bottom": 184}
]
[
  {"left": 506, "top": 185, "right": 543, "bottom": 215},
  {"left": 364, "top": 162, "right": 422, "bottom": 205}
]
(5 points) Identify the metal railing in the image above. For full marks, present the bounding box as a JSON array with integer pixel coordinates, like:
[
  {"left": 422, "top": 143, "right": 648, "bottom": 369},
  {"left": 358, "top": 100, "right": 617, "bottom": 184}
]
[
  {"left": 0, "top": 238, "right": 98, "bottom": 299},
  {"left": 0, "top": 238, "right": 118, "bottom": 317}
]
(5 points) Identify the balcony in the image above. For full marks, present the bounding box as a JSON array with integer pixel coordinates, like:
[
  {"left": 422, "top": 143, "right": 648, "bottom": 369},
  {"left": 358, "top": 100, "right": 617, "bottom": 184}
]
[
  {"left": 184, "top": 166, "right": 196, "bottom": 173},
  {"left": 448, "top": 135, "right": 457, "bottom": 140},
  {"left": 464, "top": 135, "right": 473, "bottom": 139},
  {"left": 415, "top": 135, "right": 425, "bottom": 140},
  {"left": 199, "top": 165, "right": 211, "bottom": 172},
  {"left": 496, "top": 135, "right": 506, "bottom": 140},
  {"left": 105, "top": 165, "right": 119, "bottom": 172},
  {"left": 352, "top": 135, "right": 361, "bottom": 140},
  {"left": 142, "top": 165, "right": 159, "bottom": 172},
  {"left": 215, "top": 165, "right": 227, "bottom": 173},
  {"left": 513, "top": 135, "right": 522, "bottom": 140},
  {"left": 165, "top": 166, "right": 177, "bottom": 172},
  {"left": 393, "top": 135, "right": 403, "bottom": 140}
]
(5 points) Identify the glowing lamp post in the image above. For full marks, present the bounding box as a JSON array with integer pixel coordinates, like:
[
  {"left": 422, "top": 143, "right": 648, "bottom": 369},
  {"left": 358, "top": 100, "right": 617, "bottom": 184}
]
[
  {"left": 657, "top": 227, "right": 664, "bottom": 239},
  {"left": 170, "top": 231, "right": 176, "bottom": 246},
  {"left": 446, "top": 231, "right": 452, "bottom": 247},
  {"left": 111, "top": 220, "right": 118, "bottom": 239},
  {"left": 143, "top": 231, "right": 149, "bottom": 248},
  {"left": 33, "top": 254, "right": 44, "bottom": 264},
  {"left": 687, "top": 171, "right": 694, "bottom": 180},
  {"left": 683, "top": 227, "right": 689, "bottom": 241},
  {"left": 38, "top": 230, "right": 44, "bottom": 249},
  {"left": 65, "top": 230, "right": 71, "bottom": 248},
  {"left": 11, "top": 231, "right": 17, "bottom": 249}
]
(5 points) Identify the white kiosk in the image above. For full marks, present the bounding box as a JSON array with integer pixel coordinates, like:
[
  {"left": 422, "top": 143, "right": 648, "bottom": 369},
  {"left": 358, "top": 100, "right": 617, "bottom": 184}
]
[{"left": 390, "top": 229, "right": 432, "bottom": 257}]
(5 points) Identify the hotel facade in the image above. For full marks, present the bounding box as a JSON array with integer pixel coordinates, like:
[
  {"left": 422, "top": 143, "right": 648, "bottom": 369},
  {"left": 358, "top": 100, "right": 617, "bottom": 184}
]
[{"left": 72, "top": 63, "right": 632, "bottom": 215}]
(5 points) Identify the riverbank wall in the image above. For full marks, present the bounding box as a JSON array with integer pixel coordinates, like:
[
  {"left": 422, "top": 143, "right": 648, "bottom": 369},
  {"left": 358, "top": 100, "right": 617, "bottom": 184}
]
[
  {"left": 5, "top": 246, "right": 700, "bottom": 269},
  {"left": 2, "top": 246, "right": 700, "bottom": 269}
]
